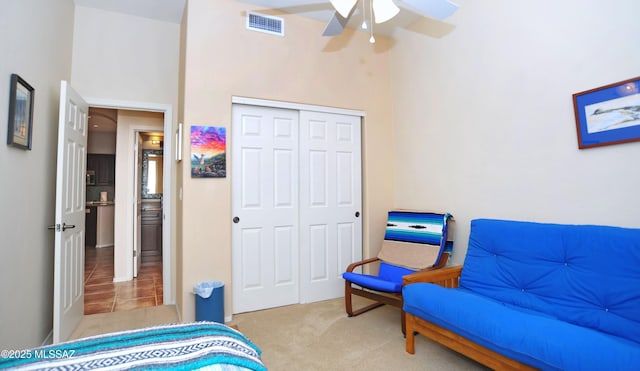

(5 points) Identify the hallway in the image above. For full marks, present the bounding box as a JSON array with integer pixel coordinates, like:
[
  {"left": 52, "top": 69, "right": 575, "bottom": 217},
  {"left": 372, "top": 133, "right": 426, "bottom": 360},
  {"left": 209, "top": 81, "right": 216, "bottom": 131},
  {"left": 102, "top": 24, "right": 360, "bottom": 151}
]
[{"left": 84, "top": 246, "right": 163, "bottom": 315}]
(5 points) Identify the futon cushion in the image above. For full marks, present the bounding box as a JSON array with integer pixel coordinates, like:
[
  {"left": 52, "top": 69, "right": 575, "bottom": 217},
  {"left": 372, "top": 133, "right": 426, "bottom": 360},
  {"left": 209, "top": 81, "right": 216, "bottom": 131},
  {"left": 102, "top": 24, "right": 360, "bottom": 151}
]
[
  {"left": 460, "top": 219, "right": 640, "bottom": 344},
  {"left": 403, "top": 283, "right": 640, "bottom": 370}
]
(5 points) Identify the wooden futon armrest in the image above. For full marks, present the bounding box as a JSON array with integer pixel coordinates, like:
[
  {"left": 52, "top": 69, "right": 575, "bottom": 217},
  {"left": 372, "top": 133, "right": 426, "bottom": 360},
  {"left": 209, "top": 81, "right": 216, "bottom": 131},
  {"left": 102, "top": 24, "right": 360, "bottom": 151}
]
[{"left": 402, "top": 265, "right": 463, "bottom": 288}]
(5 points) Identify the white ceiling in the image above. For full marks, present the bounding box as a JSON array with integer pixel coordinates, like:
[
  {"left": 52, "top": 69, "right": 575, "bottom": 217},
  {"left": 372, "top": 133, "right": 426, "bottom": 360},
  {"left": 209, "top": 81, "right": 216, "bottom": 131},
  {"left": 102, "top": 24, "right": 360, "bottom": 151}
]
[
  {"left": 73, "top": 0, "right": 186, "bottom": 24},
  {"left": 72, "top": 0, "right": 442, "bottom": 37},
  {"left": 72, "top": 0, "right": 335, "bottom": 28},
  {"left": 237, "top": 0, "right": 339, "bottom": 22}
]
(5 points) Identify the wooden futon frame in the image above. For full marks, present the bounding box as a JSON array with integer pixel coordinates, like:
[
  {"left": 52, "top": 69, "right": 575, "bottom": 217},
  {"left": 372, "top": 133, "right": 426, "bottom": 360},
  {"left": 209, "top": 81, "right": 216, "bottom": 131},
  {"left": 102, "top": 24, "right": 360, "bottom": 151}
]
[{"left": 402, "top": 266, "right": 536, "bottom": 370}]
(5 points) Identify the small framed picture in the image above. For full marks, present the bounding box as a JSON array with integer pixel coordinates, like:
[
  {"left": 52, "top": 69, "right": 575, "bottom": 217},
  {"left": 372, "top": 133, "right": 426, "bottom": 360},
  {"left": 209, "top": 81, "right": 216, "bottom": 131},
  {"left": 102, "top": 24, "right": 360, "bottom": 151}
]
[
  {"left": 7, "top": 74, "right": 34, "bottom": 150},
  {"left": 190, "top": 125, "right": 226, "bottom": 178},
  {"left": 572, "top": 76, "right": 640, "bottom": 149}
]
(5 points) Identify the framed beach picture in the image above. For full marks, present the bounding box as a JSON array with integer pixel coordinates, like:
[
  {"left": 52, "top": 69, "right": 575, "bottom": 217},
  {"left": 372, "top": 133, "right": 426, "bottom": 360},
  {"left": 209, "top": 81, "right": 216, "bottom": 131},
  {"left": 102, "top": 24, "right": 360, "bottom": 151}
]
[
  {"left": 573, "top": 76, "right": 640, "bottom": 149},
  {"left": 190, "top": 125, "right": 226, "bottom": 178},
  {"left": 7, "top": 74, "right": 34, "bottom": 150}
]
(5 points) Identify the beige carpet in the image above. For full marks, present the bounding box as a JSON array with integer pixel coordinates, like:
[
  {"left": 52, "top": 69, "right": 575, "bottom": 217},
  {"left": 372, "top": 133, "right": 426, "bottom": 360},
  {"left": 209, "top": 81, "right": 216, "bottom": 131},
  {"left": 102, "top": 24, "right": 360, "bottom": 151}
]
[
  {"left": 229, "top": 297, "right": 488, "bottom": 371},
  {"left": 69, "top": 305, "right": 180, "bottom": 340},
  {"left": 68, "top": 300, "right": 488, "bottom": 370}
]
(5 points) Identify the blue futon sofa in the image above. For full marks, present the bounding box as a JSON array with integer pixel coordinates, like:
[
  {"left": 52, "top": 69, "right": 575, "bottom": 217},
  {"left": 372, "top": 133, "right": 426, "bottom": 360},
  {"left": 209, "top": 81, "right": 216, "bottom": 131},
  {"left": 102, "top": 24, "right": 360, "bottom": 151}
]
[{"left": 403, "top": 219, "right": 640, "bottom": 370}]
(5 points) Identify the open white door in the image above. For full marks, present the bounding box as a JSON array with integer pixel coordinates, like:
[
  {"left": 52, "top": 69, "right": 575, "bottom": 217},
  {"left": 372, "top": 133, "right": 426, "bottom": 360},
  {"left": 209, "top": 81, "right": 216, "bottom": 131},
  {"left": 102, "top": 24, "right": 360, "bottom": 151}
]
[{"left": 53, "top": 81, "right": 89, "bottom": 343}]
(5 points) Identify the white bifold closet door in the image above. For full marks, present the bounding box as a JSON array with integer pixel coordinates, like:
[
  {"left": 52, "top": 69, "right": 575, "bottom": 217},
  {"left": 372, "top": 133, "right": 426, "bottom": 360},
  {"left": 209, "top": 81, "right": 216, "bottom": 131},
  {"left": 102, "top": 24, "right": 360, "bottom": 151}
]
[{"left": 232, "top": 104, "right": 362, "bottom": 314}]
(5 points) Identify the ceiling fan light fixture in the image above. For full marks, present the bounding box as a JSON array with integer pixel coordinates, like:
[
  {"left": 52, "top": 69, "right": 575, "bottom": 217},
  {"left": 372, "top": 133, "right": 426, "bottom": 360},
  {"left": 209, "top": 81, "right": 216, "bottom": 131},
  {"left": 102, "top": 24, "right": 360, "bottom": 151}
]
[
  {"left": 372, "top": 0, "right": 400, "bottom": 24},
  {"left": 360, "top": 0, "right": 368, "bottom": 29},
  {"left": 330, "top": 0, "right": 358, "bottom": 18}
]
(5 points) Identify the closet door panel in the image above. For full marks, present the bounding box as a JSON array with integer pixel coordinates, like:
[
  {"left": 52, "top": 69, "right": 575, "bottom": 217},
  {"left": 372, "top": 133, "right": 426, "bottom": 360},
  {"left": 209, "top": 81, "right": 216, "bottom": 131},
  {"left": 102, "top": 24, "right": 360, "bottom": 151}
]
[
  {"left": 232, "top": 105, "right": 299, "bottom": 313},
  {"left": 300, "top": 111, "right": 362, "bottom": 303}
]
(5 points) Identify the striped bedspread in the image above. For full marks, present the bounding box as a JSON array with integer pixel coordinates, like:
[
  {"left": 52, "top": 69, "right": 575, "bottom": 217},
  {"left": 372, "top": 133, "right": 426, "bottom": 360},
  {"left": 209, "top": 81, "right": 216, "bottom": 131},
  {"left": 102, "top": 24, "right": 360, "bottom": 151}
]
[{"left": 0, "top": 322, "right": 266, "bottom": 371}]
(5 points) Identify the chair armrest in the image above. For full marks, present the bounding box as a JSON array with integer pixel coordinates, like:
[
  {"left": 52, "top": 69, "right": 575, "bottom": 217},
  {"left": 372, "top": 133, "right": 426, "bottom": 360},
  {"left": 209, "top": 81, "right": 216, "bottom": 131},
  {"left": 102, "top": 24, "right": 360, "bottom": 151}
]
[
  {"left": 402, "top": 266, "right": 463, "bottom": 288},
  {"left": 346, "top": 257, "right": 380, "bottom": 272},
  {"left": 431, "top": 251, "right": 449, "bottom": 269}
]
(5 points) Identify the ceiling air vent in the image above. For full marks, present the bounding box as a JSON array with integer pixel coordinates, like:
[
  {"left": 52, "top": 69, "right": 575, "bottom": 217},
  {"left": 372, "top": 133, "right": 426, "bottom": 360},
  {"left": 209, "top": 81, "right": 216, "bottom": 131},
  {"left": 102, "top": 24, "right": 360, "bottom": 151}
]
[{"left": 246, "top": 12, "right": 284, "bottom": 36}]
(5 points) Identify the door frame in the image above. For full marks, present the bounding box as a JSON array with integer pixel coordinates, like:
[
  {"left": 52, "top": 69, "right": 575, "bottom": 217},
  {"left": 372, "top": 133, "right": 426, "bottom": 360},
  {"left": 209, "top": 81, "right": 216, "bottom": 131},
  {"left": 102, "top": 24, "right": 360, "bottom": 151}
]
[
  {"left": 85, "top": 97, "right": 174, "bottom": 305},
  {"left": 133, "top": 131, "right": 143, "bottom": 278},
  {"left": 231, "top": 97, "right": 365, "bottom": 118}
]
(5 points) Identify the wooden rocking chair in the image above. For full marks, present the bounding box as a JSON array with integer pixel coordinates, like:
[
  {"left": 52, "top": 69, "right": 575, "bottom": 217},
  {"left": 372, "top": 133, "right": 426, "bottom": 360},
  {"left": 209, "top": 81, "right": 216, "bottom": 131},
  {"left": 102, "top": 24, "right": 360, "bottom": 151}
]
[{"left": 343, "top": 211, "right": 453, "bottom": 333}]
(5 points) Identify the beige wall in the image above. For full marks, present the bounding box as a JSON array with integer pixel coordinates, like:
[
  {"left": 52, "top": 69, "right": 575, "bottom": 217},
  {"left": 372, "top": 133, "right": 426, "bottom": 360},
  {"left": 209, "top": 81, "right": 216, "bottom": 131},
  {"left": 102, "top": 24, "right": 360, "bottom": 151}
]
[
  {"left": 0, "top": 0, "right": 75, "bottom": 348},
  {"left": 71, "top": 6, "right": 180, "bottom": 105},
  {"left": 390, "top": 0, "right": 640, "bottom": 265},
  {"left": 179, "top": 0, "right": 395, "bottom": 321}
]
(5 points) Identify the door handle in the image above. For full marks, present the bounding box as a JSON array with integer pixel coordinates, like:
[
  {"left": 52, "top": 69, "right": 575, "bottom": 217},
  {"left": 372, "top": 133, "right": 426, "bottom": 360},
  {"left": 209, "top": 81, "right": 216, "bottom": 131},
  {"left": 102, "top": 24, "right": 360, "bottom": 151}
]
[
  {"left": 47, "top": 223, "right": 76, "bottom": 232},
  {"left": 233, "top": 217, "right": 240, "bottom": 223}
]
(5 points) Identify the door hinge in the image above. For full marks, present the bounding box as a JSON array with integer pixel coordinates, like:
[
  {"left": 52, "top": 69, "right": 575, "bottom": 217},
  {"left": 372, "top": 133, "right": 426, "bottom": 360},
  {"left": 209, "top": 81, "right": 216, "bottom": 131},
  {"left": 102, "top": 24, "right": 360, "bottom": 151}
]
[{"left": 133, "top": 250, "right": 137, "bottom": 258}]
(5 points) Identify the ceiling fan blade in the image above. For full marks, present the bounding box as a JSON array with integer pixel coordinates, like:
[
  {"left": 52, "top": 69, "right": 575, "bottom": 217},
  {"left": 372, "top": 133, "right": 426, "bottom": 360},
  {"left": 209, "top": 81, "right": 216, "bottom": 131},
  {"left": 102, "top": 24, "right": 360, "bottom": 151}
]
[
  {"left": 372, "top": 0, "right": 400, "bottom": 24},
  {"left": 399, "top": 0, "right": 459, "bottom": 21},
  {"left": 322, "top": 11, "right": 350, "bottom": 36},
  {"left": 329, "top": 0, "right": 358, "bottom": 18}
]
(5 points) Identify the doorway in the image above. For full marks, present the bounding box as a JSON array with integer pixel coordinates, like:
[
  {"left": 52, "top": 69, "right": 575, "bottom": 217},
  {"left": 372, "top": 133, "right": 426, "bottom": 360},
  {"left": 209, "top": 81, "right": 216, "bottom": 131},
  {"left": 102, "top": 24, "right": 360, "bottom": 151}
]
[
  {"left": 83, "top": 111, "right": 167, "bottom": 315},
  {"left": 84, "top": 99, "right": 174, "bottom": 308},
  {"left": 137, "top": 131, "right": 164, "bottom": 273}
]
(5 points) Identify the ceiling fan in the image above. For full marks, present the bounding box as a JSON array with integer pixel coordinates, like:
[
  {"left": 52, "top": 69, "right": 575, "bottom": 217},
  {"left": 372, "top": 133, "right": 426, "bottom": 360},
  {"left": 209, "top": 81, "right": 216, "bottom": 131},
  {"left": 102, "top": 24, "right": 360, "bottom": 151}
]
[{"left": 323, "top": 0, "right": 459, "bottom": 41}]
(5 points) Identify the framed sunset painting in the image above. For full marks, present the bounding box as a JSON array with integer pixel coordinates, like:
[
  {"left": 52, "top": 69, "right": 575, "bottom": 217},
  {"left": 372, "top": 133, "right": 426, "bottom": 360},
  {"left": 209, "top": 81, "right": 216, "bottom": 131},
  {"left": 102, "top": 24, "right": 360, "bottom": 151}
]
[{"left": 190, "top": 125, "right": 226, "bottom": 178}]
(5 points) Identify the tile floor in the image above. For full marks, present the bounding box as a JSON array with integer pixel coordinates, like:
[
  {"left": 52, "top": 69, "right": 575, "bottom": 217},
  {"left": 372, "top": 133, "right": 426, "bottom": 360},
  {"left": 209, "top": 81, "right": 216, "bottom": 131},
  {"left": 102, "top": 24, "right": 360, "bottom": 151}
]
[{"left": 84, "top": 246, "right": 163, "bottom": 315}]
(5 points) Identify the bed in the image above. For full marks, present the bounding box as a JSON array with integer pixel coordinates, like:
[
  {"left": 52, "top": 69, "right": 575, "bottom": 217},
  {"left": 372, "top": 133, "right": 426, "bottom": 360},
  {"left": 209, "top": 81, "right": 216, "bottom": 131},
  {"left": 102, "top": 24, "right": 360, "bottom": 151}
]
[{"left": 0, "top": 322, "right": 266, "bottom": 370}]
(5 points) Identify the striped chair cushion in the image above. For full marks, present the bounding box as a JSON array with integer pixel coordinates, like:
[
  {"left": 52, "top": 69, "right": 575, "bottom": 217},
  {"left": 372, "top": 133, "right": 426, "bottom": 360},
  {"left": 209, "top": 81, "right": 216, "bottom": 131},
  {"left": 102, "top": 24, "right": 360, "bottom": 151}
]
[{"left": 377, "top": 211, "right": 452, "bottom": 270}]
